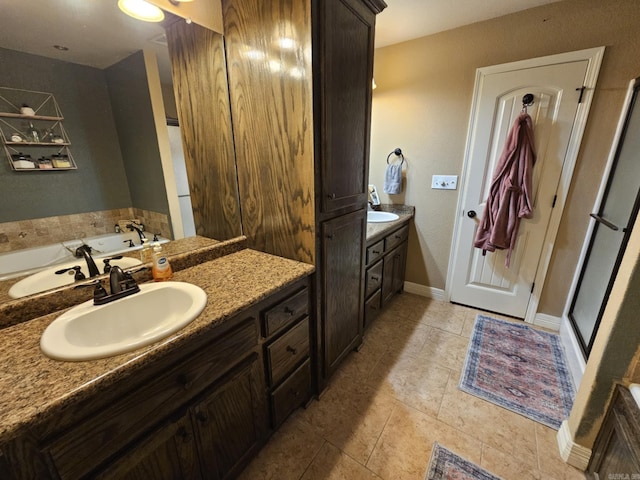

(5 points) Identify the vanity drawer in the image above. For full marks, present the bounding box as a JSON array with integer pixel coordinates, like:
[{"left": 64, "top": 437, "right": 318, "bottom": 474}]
[
  {"left": 263, "top": 287, "right": 309, "bottom": 337},
  {"left": 385, "top": 224, "right": 409, "bottom": 251},
  {"left": 271, "top": 358, "right": 311, "bottom": 428},
  {"left": 366, "top": 240, "right": 384, "bottom": 266},
  {"left": 365, "top": 260, "right": 383, "bottom": 298},
  {"left": 46, "top": 317, "right": 258, "bottom": 480},
  {"left": 266, "top": 317, "right": 309, "bottom": 386}
]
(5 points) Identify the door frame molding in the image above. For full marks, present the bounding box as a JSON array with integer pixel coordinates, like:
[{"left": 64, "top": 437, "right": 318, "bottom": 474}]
[{"left": 446, "top": 47, "right": 605, "bottom": 324}]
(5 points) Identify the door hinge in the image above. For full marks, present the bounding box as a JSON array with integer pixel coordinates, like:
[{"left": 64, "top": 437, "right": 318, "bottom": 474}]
[
  {"left": 530, "top": 282, "right": 535, "bottom": 294},
  {"left": 552, "top": 195, "right": 557, "bottom": 208},
  {"left": 576, "top": 86, "right": 586, "bottom": 103}
]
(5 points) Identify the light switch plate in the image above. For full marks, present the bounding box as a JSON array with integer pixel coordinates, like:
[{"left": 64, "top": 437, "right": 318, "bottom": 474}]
[{"left": 431, "top": 175, "right": 458, "bottom": 190}]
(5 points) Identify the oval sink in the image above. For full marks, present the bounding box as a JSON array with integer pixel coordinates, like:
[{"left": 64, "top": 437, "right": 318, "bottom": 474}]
[
  {"left": 9, "top": 257, "right": 142, "bottom": 299},
  {"left": 40, "top": 282, "right": 207, "bottom": 361},
  {"left": 367, "top": 211, "right": 400, "bottom": 223}
]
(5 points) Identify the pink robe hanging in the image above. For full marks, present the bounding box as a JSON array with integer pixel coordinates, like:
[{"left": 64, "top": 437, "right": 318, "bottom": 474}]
[{"left": 473, "top": 112, "right": 536, "bottom": 267}]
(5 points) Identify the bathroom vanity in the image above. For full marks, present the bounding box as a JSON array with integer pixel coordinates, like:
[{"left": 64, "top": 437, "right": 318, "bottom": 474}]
[{"left": 0, "top": 244, "right": 314, "bottom": 479}]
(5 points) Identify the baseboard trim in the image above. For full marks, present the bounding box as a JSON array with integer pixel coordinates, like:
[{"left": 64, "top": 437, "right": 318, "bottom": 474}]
[
  {"left": 557, "top": 420, "right": 591, "bottom": 471},
  {"left": 533, "top": 313, "right": 561, "bottom": 331},
  {"left": 403, "top": 282, "right": 446, "bottom": 301}
]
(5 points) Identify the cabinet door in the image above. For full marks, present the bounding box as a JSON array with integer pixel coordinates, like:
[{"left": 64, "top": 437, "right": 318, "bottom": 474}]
[
  {"left": 382, "top": 242, "right": 407, "bottom": 306},
  {"left": 317, "top": 0, "right": 376, "bottom": 213},
  {"left": 192, "top": 354, "right": 268, "bottom": 480},
  {"left": 95, "top": 415, "right": 201, "bottom": 480},
  {"left": 321, "top": 209, "right": 366, "bottom": 377}
]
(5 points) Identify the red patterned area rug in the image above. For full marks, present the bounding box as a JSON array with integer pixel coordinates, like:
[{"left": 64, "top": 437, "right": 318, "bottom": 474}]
[
  {"left": 426, "top": 443, "right": 501, "bottom": 480},
  {"left": 459, "top": 315, "right": 575, "bottom": 429}
]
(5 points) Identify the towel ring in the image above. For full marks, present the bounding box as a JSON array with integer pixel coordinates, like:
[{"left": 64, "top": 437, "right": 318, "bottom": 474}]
[{"left": 386, "top": 147, "right": 405, "bottom": 165}]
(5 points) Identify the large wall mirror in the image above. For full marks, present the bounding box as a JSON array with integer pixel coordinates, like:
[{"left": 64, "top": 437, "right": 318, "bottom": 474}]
[{"left": 0, "top": 0, "right": 242, "bottom": 303}]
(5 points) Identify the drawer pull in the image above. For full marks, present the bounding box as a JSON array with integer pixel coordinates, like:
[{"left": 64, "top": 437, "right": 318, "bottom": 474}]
[
  {"left": 372, "top": 250, "right": 380, "bottom": 255},
  {"left": 176, "top": 373, "right": 191, "bottom": 389},
  {"left": 177, "top": 426, "right": 191, "bottom": 443},
  {"left": 328, "top": 193, "right": 336, "bottom": 199},
  {"left": 326, "top": 234, "right": 335, "bottom": 239},
  {"left": 370, "top": 275, "right": 379, "bottom": 281},
  {"left": 286, "top": 345, "right": 298, "bottom": 355},
  {"left": 394, "top": 234, "right": 402, "bottom": 239},
  {"left": 284, "top": 306, "right": 295, "bottom": 316},
  {"left": 371, "top": 306, "right": 378, "bottom": 310},
  {"left": 195, "top": 412, "right": 208, "bottom": 426},
  {"left": 290, "top": 388, "right": 301, "bottom": 398}
]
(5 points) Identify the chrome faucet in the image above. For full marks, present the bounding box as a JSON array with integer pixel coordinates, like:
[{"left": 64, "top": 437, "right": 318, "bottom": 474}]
[
  {"left": 74, "top": 245, "right": 100, "bottom": 278},
  {"left": 126, "top": 222, "right": 146, "bottom": 244}
]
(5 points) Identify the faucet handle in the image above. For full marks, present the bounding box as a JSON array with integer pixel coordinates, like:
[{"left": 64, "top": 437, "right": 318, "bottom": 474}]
[
  {"left": 74, "top": 279, "right": 108, "bottom": 302},
  {"left": 55, "top": 265, "right": 86, "bottom": 281}
]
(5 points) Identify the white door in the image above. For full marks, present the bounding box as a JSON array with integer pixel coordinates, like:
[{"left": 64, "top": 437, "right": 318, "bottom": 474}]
[
  {"left": 168, "top": 125, "right": 196, "bottom": 238},
  {"left": 449, "top": 59, "right": 591, "bottom": 318}
]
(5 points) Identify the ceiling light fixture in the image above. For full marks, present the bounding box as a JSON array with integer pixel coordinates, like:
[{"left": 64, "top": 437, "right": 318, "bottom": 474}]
[{"left": 118, "top": 0, "right": 165, "bottom": 22}]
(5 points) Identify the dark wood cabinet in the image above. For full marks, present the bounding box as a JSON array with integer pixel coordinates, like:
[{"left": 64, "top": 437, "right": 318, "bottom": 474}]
[
  {"left": 321, "top": 210, "right": 367, "bottom": 377},
  {"left": 192, "top": 355, "right": 266, "bottom": 480},
  {"left": 4, "top": 277, "right": 314, "bottom": 480},
  {"left": 218, "top": 0, "right": 386, "bottom": 394},
  {"left": 587, "top": 384, "right": 640, "bottom": 479},
  {"left": 95, "top": 415, "right": 201, "bottom": 480},
  {"left": 364, "top": 221, "right": 410, "bottom": 329},
  {"left": 317, "top": 0, "right": 375, "bottom": 214}
]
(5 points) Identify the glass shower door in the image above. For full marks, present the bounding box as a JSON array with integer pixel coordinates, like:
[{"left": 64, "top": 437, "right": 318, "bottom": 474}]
[{"left": 569, "top": 78, "right": 640, "bottom": 357}]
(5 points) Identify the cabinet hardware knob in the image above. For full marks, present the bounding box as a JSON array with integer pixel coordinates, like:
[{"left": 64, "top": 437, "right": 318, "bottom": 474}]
[
  {"left": 370, "top": 275, "right": 379, "bottom": 281},
  {"left": 290, "top": 389, "right": 301, "bottom": 397},
  {"left": 467, "top": 210, "right": 477, "bottom": 218},
  {"left": 394, "top": 254, "right": 400, "bottom": 259},
  {"left": 326, "top": 234, "right": 335, "bottom": 239},
  {"left": 284, "top": 306, "right": 295, "bottom": 315},
  {"left": 372, "top": 250, "right": 380, "bottom": 254},
  {"left": 177, "top": 426, "right": 191, "bottom": 442},
  {"left": 328, "top": 193, "right": 336, "bottom": 199},
  {"left": 371, "top": 306, "right": 377, "bottom": 310},
  {"left": 395, "top": 235, "right": 401, "bottom": 239},
  {"left": 286, "top": 345, "right": 298, "bottom": 355},
  {"left": 176, "top": 373, "right": 190, "bottom": 389},
  {"left": 196, "top": 412, "right": 207, "bottom": 425}
]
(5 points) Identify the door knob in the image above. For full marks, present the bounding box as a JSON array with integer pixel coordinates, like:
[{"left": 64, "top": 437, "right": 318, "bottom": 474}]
[{"left": 467, "top": 210, "right": 477, "bottom": 218}]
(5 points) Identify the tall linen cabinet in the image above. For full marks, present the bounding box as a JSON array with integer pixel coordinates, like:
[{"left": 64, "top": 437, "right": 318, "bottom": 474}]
[{"left": 225, "top": 0, "right": 385, "bottom": 392}]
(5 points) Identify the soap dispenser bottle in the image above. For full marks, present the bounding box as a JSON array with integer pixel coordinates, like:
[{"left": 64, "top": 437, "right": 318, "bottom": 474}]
[
  {"left": 151, "top": 243, "right": 173, "bottom": 281},
  {"left": 140, "top": 238, "right": 153, "bottom": 263}
]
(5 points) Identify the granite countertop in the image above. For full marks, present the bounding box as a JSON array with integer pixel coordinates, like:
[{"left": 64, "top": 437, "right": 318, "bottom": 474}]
[
  {"left": 366, "top": 204, "right": 415, "bottom": 244},
  {"left": 0, "top": 248, "right": 314, "bottom": 444}
]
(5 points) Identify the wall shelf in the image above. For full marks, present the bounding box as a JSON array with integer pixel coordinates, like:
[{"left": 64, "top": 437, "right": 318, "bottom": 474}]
[{"left": 0, "top": 87, "right": 77, "bottom": 171}]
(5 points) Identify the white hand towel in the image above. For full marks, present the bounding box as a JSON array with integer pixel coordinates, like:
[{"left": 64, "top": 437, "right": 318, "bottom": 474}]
[{"left": 384, "top": 163, "right": 402, "bottom": 194}]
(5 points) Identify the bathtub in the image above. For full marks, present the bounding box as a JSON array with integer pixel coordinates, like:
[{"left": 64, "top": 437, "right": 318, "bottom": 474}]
[{"left": 0, "top": 231, "right": 169, "bottom": 281}]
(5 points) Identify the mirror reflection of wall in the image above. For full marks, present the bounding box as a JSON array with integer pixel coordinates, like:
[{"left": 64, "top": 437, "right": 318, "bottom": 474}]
[{"left": 0, "top": 1, "right": 236, "bottom": 259}]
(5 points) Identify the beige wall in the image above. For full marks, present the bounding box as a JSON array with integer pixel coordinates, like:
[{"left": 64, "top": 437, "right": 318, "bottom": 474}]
[{"left": 370, "top": 0, "right": 640, "bottom": 316}]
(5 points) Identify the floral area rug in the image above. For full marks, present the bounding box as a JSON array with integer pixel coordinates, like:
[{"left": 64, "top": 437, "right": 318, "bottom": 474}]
[
  {"left": 459, "top": 315, "right": 575, "bottom": 429},
  {"left": 426, "top": 443, "right": 501, "bottom": 480}
]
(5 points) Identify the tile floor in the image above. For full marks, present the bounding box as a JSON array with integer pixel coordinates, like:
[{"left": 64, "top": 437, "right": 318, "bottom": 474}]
[{"left": 239, "top": 293, "right": 586, "bottom": 480}]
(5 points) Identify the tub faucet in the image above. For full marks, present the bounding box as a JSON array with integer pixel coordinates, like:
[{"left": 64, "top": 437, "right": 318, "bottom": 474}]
[
  {"left": 126, "top": 222, "right": 146, "bottom": 244},
  {"left": 74, "top": 245, "right": 100, "bottom": 278}
]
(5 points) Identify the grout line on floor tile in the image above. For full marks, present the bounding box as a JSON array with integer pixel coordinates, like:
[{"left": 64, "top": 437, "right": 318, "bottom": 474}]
[{"left": 297, "top": 439, "right": 327, "bottom": 480}]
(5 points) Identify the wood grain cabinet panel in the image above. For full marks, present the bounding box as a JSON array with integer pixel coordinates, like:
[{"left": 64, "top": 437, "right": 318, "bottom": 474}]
[
  {"left": 263, "top": 288, "right": 309, "bottom": 337},
  {"left": 588, "top": 385, "right": 640, "bottom": 478},
  {"left": 94, "top": 415, "right": 202, "bottom": 480},
  {"left": 319, "top": 0, "right": 375, "bottom": 213},
  {"left": 271, "top": 359, "right": 312, "bottom": 428},
  {"left": 266, "top": 317, "right": 310, "bottom": 387},
  {"left": 321, "top": 210, "right": 366, "bottom": 377},
  {"left": 192, "top": 355, "right": 267, "bottom": 480}
]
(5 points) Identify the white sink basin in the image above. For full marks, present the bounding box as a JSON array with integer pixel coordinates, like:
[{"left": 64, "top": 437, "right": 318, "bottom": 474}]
[
  {"left": 8, "top": 257, "right": 142, "bottom": 299},
  {"left": 367, "top": 211, "right": 400, "bottom": 223},
  {"left": 40, "top": 282, "right": 207, "bottom": 361}
]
